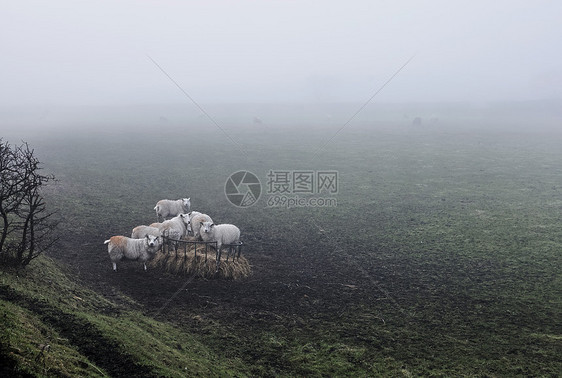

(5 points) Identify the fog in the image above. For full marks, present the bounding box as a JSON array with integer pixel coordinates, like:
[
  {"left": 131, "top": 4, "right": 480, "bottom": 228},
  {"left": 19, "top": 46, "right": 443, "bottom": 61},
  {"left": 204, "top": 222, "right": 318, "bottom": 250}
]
[{"left": 1, "top": 0, "right": 562, "bottom": 130}]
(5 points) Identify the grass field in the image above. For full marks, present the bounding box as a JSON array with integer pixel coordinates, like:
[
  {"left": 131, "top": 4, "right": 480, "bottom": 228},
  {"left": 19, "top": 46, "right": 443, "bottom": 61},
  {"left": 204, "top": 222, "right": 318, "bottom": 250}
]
[{"left": 1, "top": 104, "right": 561, "bottom": 376}]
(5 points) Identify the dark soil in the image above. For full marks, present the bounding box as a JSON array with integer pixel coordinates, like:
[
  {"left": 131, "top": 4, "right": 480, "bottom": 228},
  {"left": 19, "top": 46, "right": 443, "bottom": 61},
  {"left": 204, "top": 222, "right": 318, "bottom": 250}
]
[{"left": 47, "top": 222, "right": 398, "bottom": 369}]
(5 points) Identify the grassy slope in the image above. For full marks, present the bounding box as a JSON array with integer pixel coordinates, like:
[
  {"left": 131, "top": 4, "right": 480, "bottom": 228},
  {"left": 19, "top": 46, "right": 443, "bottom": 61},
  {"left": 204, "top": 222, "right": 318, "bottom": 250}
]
[{"left": 0, "top": 257, "right": 248, "bottom": 377}]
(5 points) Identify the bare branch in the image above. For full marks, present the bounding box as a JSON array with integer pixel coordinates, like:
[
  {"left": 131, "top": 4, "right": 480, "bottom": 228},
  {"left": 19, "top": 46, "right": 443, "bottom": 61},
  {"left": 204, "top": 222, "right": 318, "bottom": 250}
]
[{"left": 0, "top": 139, "right": 58, "bottom": 266}]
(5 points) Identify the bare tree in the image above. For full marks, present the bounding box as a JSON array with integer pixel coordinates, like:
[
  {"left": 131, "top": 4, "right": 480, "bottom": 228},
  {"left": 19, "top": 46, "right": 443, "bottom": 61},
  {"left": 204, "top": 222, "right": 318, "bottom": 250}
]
[{"left": 0, "top": 139, "right": 58, "bottom": 267}]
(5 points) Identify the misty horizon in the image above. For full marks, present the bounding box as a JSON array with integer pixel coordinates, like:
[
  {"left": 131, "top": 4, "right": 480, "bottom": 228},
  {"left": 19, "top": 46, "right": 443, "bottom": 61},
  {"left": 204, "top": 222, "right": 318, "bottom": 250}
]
[{"left": 2, "top": 0, "right": 562, "bottom": 112}]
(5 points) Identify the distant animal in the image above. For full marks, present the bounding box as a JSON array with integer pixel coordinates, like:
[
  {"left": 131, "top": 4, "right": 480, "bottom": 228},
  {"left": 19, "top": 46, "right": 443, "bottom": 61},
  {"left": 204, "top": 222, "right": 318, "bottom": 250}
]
[
  {"left": 412, "top": 117, "right": 422, "bottom": 126},
  {"left": 154, "top": 198, "right": 191, "bottom": 222},
  {"left": 104, "top": 234, "right": 161, "bottom": 271},
  {"left": 131, "top": 225, "right": 161, "bottom": 239},
  {"left": 253, "top": 116, "right": 263, "bottom": 125},
  {"left": 187, "top": 211, "right": 213, "bottom": 239},
  {"left": 199, "top": 221, "right": 241, "bottom": 268}
]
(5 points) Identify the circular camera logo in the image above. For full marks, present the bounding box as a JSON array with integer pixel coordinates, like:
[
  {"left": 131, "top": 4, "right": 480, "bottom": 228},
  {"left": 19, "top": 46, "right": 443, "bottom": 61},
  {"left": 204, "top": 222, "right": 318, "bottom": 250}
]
[{"left": 225, "top": 170, "right": 261, "bottom": 207}]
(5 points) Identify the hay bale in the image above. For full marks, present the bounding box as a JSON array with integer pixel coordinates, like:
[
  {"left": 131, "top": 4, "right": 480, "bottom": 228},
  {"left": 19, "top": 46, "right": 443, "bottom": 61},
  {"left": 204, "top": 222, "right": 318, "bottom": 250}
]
[{"left": 148, "top": 242, "right": 251, "bottom": 279}]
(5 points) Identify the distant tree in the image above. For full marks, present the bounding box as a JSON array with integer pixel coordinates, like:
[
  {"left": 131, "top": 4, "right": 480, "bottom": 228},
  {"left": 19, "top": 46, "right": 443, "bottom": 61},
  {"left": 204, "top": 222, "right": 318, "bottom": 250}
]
[{"left": 0, "top": 139, "right": 58, "bottom": 267}]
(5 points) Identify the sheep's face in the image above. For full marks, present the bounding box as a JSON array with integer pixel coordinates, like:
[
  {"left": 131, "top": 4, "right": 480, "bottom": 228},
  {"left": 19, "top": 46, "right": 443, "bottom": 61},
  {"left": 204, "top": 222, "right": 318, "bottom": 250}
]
[
  {"left": 201, "top": 221, "right": 214, "bottom": 235},
  {"left": 182, "top": 198, "right": 191, "bottom": 210},
  {"left": 145, "top": 234, "right": 159, "bottom": 248},
  {"left": 186, "top": 220, "right": 193, "bottom": 233},
  {"left": 179, "top": 213, "right": 190, "bottom": 226}
]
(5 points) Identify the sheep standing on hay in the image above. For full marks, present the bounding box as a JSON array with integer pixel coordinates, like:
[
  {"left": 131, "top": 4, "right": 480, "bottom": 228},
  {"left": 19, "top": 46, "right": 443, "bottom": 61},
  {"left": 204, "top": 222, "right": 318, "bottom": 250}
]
[
  {"left": 157, "top": 213, "right": 189, "bottom": 252},
  {"left": 200, "top": 221, "right": 241, "bottom": 268},
  {"left": 187, "top": 211, "right": 213, "bottom": 239},
  {"left": 154, "top": 198, "right": 191, "bottom": 222},
  {"left": 131, "top": 225, "right": 161, "bottom": 239},
  {"left": 104, "top": 234, "right": 161, "bottom": 271},
  {"left": 157, "top": 214, "right": 189, "bottom": 240}
]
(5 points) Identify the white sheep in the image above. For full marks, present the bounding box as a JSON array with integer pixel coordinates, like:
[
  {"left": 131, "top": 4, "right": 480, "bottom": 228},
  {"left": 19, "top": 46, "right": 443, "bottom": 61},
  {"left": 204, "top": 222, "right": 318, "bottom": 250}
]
[
  {"left": 131, "top": 225, "right": 161, "bottom": 239},
  {"left": 187, "top": 211, "right": 213, "bottom": 239},
  {"left": 104, "top": 234, "right": 161, "bottom": 271},
  {"left": 199, "top": 221, "right": 241, "bottom": 269},
  {"left": 156, "top": 213, "right": 190, "bottom": 252},
  {"left": 154, "top": 198, "right": 191, "bottom": 222},
  {"left": 157, "top": 213, "right": 189, "bottom": 240}
]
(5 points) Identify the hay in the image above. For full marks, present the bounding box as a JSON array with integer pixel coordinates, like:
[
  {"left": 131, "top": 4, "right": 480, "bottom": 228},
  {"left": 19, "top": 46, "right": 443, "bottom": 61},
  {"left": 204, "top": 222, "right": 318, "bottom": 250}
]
[{"left": 148, "top": 242, "right": 251, "bottom": 280}]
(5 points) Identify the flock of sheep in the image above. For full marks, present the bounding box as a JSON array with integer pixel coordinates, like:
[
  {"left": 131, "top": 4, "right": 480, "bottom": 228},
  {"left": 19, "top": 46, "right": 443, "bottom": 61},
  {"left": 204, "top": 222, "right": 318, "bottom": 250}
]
[{"left": 104, "top": 198, "right": 242, "bottom": 272}]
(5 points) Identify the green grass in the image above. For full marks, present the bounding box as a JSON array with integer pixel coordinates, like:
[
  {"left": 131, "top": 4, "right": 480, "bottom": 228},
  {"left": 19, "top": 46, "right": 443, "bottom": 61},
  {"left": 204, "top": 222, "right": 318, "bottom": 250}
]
[
  {"left": 0, "top": 298, "right": 106, "bottom": 377},
  {"left": 0, "top": 256, "right": 249, "bottom": 377},
  {"left": 2, "top": 113, "right": 562, "bottom": 376}
]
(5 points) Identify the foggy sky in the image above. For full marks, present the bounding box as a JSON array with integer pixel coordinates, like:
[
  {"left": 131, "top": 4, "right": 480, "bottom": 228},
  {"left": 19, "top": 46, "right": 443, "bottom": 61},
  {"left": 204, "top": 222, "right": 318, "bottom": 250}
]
[{"left": 2, "top": 0, "right": 562, "bottom": 107}]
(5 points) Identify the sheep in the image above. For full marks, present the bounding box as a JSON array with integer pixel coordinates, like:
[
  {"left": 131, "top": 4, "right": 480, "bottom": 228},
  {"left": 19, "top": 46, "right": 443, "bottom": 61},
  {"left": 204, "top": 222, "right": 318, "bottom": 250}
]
[
  {"left": 185, "top": 212, "right": 199, "bottom": 235},
  {"left": 157, "top": 214, "right": 189, "bottom": 240},
  {"left": 187, "top": 211, "right": 213, "bottom": 239},
  {"left": 199, "top": 221, "right": 241, "bottom": 269},
  {"left": 131, "top": 225, "right": 161, "bottom": 239},
  {"left": 186, "top": 211, "right": 202, "bottom": 226},
  {"left": 104, "top": 234, "right": 161, "bottom": 271},
  {"left": 157, "top": 213, "right": 189, "bottom": 251},
  {"left": 154, "top": 198, "right": 191, "bottom": 222}
]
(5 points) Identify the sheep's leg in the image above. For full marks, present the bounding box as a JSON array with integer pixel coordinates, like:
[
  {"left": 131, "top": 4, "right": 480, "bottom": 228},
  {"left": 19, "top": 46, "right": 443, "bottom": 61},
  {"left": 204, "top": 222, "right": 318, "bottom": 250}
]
[
  {"left": 215, "top": 245, "right": 222, "bottom": 272},
  {"left": 143, "top": 263, "right": 147, "bottom": 271},
  {"left": 112, "top": 262, "right": 117, "bottom": 271}
]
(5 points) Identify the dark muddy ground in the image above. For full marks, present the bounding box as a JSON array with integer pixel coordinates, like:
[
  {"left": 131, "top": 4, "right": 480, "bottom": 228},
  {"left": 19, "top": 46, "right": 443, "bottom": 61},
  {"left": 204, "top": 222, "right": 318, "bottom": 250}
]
[
  {"left": 55, "top": 221, "right": 372, "bottom": 326},
  {"left": 19, "top": 125, "right": 562, "bottom": 375},
  {"left": 49, "top": 219, "right": 408, "bottom": 370}
]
